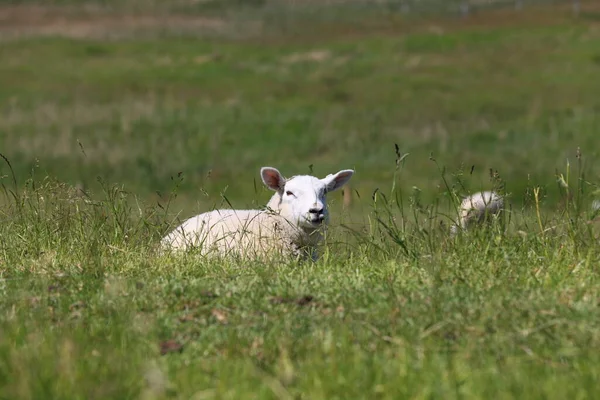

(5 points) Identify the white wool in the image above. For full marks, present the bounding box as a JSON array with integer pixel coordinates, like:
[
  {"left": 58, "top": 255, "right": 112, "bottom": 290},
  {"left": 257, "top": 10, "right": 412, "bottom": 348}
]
[
  {"left": 161, "top": 209, "right": 321, "bottom": 259},
  {"left": 451, "top": 191, "right": 504, "bottom": 233},
  {"left": 161, "top": 166, "right": 354, "bottom": 260}
]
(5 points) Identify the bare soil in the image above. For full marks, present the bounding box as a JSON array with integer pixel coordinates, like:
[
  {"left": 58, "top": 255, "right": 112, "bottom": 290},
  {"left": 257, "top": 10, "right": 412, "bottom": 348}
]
[{"left": 0, "top": 5, "right": 226, "bottom": 39}]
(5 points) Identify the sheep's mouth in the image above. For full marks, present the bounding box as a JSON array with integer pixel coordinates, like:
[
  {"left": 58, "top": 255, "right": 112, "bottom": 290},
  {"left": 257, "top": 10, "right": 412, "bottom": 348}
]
[{"left": 306, "top": 216, "right": 325, "bottom": 226}]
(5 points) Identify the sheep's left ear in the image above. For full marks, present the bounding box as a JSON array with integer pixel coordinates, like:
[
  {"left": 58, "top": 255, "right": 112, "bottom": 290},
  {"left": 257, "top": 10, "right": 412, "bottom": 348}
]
[
  {"left": 322, "top": 169, "right": 354, "bottom": 192},
  {"left": 261, "top": 167, "right": 286, "bottom": 191}
]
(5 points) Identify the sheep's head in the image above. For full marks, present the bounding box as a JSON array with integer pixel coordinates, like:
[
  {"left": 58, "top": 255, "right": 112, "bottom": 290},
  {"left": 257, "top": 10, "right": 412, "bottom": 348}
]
[{"left": 261, "top": 167, "right": 354, "bottom": 230}]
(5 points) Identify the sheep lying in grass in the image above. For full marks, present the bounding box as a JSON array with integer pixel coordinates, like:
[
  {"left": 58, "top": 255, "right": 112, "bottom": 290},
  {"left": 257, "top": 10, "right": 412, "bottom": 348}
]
[
  {"left": 161, "top": 167, "right": 354, "bottom": 260},
  {"left": 451, "top": 191, "right": 504, "bottom": 234}
]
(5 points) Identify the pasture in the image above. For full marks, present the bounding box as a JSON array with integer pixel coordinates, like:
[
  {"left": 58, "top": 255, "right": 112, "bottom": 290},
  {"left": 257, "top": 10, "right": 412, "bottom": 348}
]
[{"left": 1, "top": 1, "right": 600, "bottom": 398}]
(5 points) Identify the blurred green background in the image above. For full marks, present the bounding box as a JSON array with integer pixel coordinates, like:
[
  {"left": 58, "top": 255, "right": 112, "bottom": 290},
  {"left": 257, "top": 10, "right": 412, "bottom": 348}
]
[{"left": 1, "top": 0, "right": 599, "bottom": 216}]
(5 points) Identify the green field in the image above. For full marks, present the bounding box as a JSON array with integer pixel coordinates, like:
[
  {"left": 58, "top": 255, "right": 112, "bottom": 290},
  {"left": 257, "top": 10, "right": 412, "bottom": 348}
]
[{"left": 1, "top": 1, "right": 600, "bottom": 398}]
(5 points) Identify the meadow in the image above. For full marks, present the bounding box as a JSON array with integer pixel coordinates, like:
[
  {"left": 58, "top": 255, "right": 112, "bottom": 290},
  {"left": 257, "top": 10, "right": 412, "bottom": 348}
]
[{"left": 1, "top": 1, "right": 600, "bottom": 398}]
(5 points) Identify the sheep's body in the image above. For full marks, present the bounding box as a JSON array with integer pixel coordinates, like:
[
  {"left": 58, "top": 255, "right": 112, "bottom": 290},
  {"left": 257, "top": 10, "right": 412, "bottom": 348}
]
[
  {"left": 161, "top": 207, "right": 321, "bottom": 260},
  {"left": 161, "top": 167, "right": 354, "bottom": 260},
  {"left": 452, "top": 191, "right": 504, "bottom": 233}
]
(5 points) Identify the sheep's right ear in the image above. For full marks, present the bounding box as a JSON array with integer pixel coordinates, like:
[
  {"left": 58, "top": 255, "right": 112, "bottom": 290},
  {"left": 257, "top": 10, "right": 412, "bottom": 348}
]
[
  {"left": 260, "top": 167, "right": 285, "bottom": 191},
  {"left": 322, "top": 169, "right": 354, "bottom": 192}
]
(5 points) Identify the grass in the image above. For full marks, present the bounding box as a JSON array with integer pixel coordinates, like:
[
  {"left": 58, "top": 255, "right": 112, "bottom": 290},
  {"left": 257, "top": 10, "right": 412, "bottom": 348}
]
[
  {"left": 2, "top": 1, "right": 600, "bottom": 398},
  {"left": 1, "top": 165, "right": 600, "bottom": 399}
]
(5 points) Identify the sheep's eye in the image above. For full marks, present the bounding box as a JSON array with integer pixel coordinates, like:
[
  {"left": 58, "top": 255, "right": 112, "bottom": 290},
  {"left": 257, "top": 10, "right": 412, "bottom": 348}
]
[{"left": 285, "top": 191, "right": 294, "bottom": 197}]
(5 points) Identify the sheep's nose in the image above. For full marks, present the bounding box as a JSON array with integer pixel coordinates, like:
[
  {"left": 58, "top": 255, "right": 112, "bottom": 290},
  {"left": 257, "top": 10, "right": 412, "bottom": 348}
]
[{"left": 309, "top": 207, "right": 324, "bottom": 215}]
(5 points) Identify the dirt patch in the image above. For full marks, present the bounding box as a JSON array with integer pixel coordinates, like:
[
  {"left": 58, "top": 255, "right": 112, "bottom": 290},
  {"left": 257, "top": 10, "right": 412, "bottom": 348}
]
[
  {"left": 159, "top": 339, "right": 183, "bottom": 355},
  {"left": 282, "top": 50, "right": 331, "bottom": 64},
  {"left": 1, "top": 2, "right": 597, "bottom": 42},
  {"left": 0, "top": 5, "right": 227, "bottom": 40},
  {"left": 270, "top": 294, "right": 315, "bottom": 307}
]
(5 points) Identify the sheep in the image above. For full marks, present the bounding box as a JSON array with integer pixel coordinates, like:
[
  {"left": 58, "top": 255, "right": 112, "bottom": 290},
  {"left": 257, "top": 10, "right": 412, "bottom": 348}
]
[
  {"left": 161, "top": 166, "right": 354, "bottom": 260},
  {"left": 450, "top": 191, "right": 504, "bottom": 234}
]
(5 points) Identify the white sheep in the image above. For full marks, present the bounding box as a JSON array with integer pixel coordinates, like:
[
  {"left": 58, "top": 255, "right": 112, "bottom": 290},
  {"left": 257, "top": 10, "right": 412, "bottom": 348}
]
[
  {"left": 161, "top": 166, "right": 354, "bottom": 260},
  {"left": 451, "top": 191, "right": 504, "bottom": 234}
]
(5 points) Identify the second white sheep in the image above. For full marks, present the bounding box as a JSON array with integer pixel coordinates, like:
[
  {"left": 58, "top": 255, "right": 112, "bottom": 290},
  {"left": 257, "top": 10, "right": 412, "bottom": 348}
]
[{"left": 451, "top": 191, "right": 504, "bottom": 234}]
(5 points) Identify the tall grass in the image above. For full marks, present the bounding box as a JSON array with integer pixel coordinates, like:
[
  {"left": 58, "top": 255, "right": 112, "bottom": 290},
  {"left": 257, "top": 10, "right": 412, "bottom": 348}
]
[{"left": 1, "top": 150, "right": 600, "bottom": 398}]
